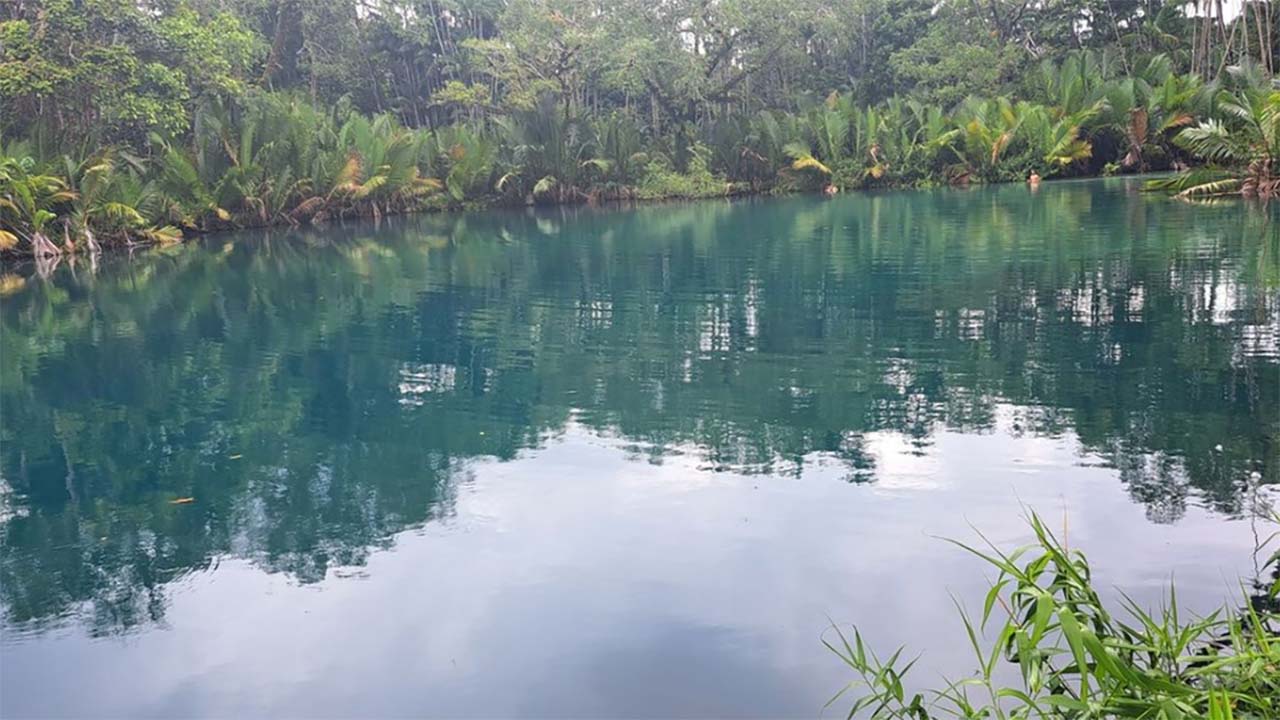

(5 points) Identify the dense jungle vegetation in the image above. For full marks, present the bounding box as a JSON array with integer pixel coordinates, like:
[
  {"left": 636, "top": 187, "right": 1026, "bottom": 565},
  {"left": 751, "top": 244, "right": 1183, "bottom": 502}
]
[{"left": 1, "top": 0, "right": 1278, "bottom": 256}]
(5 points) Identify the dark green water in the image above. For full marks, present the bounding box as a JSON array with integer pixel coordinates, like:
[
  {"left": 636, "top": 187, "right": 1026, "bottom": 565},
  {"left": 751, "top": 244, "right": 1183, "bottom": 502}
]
[{"left": 1, "top": 178, "right": 1277, "bottom": 717}]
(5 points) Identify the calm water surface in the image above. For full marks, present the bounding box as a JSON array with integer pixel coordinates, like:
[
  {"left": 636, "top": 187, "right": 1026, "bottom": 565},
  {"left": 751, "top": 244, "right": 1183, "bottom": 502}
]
[{"left": 1, "top": 178, "right": 1278, "bottom": 717}]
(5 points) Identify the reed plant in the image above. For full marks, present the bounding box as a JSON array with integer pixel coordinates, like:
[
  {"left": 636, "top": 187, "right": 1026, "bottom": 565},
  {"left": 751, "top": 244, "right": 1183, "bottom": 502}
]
[{"left": 826, "top": 512, "right": 1280, "bottom": 719}]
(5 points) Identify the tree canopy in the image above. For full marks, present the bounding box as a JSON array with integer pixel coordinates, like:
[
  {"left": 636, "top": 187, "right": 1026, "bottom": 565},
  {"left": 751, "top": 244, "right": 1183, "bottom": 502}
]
[{"left": 4, "top": 0, "right": 1273, "bottom": 145}]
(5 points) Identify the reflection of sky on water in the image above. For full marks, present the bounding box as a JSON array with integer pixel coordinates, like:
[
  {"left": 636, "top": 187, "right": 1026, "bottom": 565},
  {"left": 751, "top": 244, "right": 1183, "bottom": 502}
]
[
  {"left": 1, "top": 178, "right": 1276, "bottom": 716},
  {"left": 3, "top": 423, "right": 1261, "bottom": 718}
]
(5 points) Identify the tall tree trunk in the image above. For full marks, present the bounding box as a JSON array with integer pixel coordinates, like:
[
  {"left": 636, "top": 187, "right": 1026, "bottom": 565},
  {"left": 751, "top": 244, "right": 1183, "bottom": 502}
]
[
  {"left": 1217, "top": 0, "right": 1241, "bottom": 78},
  {"left": 1191, "top": 5, "right": 1200, "bottom": 76},
  {"left": 1242, "top": 0, "right": 1252, "bottom": 64},
  {"left": 261, "top": 0, "right": 302, "bottom": 88},
  {"left": 1255, "top": 1, "right": 1271, "bottom": 73},
  {"left": 307, "top": 41, "right": 319, "bottom": 102}
]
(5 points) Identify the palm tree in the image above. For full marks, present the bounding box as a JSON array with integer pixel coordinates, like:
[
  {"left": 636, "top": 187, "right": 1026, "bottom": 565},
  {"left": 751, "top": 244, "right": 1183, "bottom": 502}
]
[
  {"left": 493, "top": 97, "right": 592, "bottom": 203},
  {"left": 427, "top": 125, "right": 495, "bottom": 203},
  {"left": 954, "top": 97, "right": 1027, "bottom": 182},
  {"left": 1153, "top": 84, "right": 1280, "bottom": 198},
  {"left": 1101, "top": 57, "right": 1210, "bottom": 172},
  {"left": 0, "top": 154, "right": 75, "bottom": 256},
  {"left": 152, "top": 142, "right": 235, "bottom": 230},
  {"left": 783, "top": 94, "right": 856, "bottom": 188},
  {"left": 1019, "top": 101, "right": 1101, "bottom": 175},
  {"left": 743, "top": 110, "right": 804, "bottom": 187},
  {"left": 584, "top": 113, "right": 648, "bottom": 193},
  {"left": 897, "top": 99, "right": 960, "bottom": 183},
  {"left": 783, "top": 140, "right": 833, "bottom": 182},
  {"left": 328, "top": 114, "right": 442, "bottom": 218},
  {"left": 1034, "top": 50, "right": 1114, "bottom": 119},
  {"left": 853, "top": 104, "right": 891, "bottom": 184},
  {"left": 61, "top": 152, "right": 185, "bottom": 251}
]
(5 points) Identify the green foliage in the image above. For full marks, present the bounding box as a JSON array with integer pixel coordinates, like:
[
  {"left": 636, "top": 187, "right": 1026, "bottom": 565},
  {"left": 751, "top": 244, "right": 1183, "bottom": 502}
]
[
  {"left": 1154, "top": 81, "right": 1280, "bottom": 199},
  {"left": 890, "top": 24, "right": 1020, "bottom": 110},
  {"left": 587, "top": 113, "right": 649, "bottom": 189},
  {"left": 0, "top": 0, "right": 261, "bottom": 147},
  {"left": 828, "top": 512, "right": 1280, "bottom": 719},
  {"left": 431, "top": 125, "right": 496, "bottom": 203},
  {"left": 62, "top": 151, "right": 180, "bottom": 245},
  {"left": 953, "top": 98, "right": 1028, "bottom": 182},
  {"left": 492, "top": 95, "right": 593, "bottom": 202},
  {"left": 0, "top": 0, "right": 1275, "bottom": 255},
  {"left": 434, "top": 81, "right": 492, "bottom": 120},
  {"left": 0, "top": 151, "right": 75, "bottom": 254},
  {"left": 636, "top": 144, "right": 729, "bottom": 200}
]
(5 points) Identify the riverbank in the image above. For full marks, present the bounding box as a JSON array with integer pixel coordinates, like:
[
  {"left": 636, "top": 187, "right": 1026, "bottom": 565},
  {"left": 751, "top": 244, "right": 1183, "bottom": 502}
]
[
  {"left": 8, "top": 88, "right": 1276, "bottom": 263},
  {"left": 7, "top": 65, "right": 1273, "bottom": 263},
  {"left": 0, "top": 166, "right": 1195, "bottom": 264},
  {"left": 0, "top": 178, "right": 764, "bottom": 262}
]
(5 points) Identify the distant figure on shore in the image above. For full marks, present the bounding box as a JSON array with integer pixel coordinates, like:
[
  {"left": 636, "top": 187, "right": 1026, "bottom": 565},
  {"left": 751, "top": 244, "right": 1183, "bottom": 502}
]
[{"left": 1027, "top": 171, "right": 1041, "bottom": 189}]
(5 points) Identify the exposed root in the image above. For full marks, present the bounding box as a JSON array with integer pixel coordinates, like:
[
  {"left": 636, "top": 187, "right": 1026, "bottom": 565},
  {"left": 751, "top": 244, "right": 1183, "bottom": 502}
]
[
  {"left": 33, "top": 252, "right": 62, "bottom": 279},
  {"left": 1242, "top": 160, "right": 1278, "bottom": 199},
  {"left": 31, "top": 232, "right": 62, "bottom": 258},
  {"left": 83, "top": 225, "right": 103, "bottom": 254}
]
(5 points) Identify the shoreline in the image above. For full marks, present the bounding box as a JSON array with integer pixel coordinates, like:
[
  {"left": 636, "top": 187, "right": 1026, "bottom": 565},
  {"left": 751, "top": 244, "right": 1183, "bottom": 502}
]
[{"left": 0, "top": 172, "right": 1181, "bottom": 266}]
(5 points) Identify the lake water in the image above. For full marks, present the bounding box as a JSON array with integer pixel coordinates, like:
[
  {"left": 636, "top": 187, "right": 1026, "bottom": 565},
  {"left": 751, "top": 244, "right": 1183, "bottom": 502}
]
[{"left": 1, "top": 178, "right": 1278, "bottom": 717}]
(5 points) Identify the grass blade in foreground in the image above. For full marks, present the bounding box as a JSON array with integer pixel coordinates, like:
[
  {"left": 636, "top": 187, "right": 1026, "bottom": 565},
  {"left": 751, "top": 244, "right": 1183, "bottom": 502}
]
[{"left": 827, "top": 512, "right": 1280, "bottom": 719}]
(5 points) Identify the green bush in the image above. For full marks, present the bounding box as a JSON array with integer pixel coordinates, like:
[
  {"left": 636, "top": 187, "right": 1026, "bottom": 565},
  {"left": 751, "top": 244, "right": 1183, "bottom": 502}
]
[{"left": 636, "top": 144, "right": 729, "bottom": 200}]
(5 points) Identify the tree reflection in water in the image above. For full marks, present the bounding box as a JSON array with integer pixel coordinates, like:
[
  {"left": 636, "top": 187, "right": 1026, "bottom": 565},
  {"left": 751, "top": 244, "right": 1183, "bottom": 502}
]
[{"left": 1, "top": 178, "right": 1276, "bottom": 635}]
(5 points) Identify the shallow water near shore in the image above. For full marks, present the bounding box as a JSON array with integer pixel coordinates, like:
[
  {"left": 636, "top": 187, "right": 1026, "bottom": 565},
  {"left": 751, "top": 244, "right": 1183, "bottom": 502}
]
[{"left": 2, "top": 178, "right": 1278, "bottom": 717}]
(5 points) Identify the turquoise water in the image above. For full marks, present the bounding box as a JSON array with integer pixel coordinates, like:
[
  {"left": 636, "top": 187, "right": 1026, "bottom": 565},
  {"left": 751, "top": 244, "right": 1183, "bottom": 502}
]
[{"left": 1, "top": 178, "right": 1277, "bottom": 717}]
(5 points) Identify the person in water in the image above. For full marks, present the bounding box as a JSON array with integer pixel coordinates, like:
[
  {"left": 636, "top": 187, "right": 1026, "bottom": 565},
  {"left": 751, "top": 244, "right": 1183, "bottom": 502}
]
[{"left": 1028, "top": 171, "right": 1041, "bottom": 188}]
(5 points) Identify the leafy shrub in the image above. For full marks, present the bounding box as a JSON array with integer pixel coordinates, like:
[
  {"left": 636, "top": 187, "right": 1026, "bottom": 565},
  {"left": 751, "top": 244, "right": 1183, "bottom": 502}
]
[{"left": 637, "top": 144, "right": 728, "bottom": 200}]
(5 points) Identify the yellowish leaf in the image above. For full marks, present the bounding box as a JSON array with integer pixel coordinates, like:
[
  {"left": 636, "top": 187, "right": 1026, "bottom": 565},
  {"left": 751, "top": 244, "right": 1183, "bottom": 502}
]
[{"left": 0, "top": 274, "right": 26, "bottom": 297}]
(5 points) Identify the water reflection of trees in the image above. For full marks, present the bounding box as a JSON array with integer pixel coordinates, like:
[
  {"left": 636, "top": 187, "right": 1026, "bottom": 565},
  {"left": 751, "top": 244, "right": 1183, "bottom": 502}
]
[{"left": 1, "top": 179, "right": 1276, "bottom": 635}]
